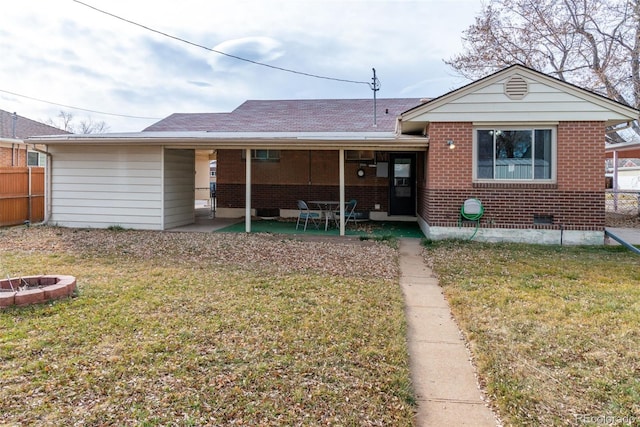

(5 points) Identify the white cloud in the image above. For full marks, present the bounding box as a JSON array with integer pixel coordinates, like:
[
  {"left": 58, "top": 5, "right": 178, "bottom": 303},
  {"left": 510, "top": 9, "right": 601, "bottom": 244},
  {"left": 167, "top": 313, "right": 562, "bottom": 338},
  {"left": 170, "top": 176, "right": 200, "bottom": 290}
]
[
  {"left": 208, "top": 36, "right": 285, "bottom": 71},
  {"left": 0, "top": 0, "right": 482, "bottom": 131}
]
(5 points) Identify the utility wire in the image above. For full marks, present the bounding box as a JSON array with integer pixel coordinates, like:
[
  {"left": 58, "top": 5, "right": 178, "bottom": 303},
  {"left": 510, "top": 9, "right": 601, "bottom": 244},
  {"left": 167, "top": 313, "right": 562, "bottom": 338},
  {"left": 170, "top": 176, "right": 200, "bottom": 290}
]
[
  {"left": 0, "top": 88, "right": 162, "bottom": 120},
  {"left": 73, "top": 0, "right": 374, "bottom": 87}
]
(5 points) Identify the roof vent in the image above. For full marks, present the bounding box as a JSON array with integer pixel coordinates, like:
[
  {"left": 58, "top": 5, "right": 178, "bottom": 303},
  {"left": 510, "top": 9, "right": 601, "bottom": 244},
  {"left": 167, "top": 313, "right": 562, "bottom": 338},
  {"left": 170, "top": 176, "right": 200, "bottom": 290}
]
[{"left": 505, "top": 75, "right": 528, "bottom": 100}]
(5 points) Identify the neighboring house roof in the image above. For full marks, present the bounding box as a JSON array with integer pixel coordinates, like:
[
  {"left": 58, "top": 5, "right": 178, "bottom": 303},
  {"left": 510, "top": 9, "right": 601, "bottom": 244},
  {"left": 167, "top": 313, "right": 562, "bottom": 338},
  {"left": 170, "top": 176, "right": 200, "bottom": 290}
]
[
  {"left": 144, "top": 98, "right": 425, "bottom": 133},
  {"left": 0, "top": 109, "right": 69, "bottom": 140},
  {"left": 400, "top": 64, "right": 640, "bottom": 133}
]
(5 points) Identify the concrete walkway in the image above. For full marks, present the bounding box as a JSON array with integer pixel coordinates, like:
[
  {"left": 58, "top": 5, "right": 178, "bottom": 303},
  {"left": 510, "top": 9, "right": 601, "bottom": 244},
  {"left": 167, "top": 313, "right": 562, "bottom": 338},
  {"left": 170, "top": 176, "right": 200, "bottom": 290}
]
[{"left": 399, "top": 238, "right": 498, "bottom": 426}]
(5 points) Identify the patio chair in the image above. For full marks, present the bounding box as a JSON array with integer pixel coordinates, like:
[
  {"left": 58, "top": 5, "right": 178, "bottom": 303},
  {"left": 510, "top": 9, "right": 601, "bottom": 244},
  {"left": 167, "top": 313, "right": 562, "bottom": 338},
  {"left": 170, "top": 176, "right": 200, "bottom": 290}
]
[
  {"left": 333, "top": 199, "right": 357, "bottom": 227},
  {"left": 296, "top": 200, "right": 320, "bottom": 231},
  {"left": 343, "top": 199, "right": 358, "bottom": 225}
]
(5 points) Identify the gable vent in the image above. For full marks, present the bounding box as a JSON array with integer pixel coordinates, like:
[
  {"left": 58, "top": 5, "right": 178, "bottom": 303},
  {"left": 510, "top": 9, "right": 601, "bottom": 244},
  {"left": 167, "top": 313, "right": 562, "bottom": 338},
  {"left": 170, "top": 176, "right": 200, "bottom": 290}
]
[{"left": 505, "top": 75, "right": 528, "bottom": 99}]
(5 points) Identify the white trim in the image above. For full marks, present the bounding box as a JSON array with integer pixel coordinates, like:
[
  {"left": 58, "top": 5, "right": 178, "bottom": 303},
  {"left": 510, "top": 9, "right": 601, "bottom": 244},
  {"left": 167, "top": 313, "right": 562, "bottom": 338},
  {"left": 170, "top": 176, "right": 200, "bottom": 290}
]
[
  {"left": 160, "top": 148, "right": 165, "bottom": 230},
  {"left": 339, "top": 149, "right": 345, "bottom": 236},
  {"left": 472, "top": 125, "right": 557, "bottom": 183},
  {"left": 473, "top": 121, "right": 559, "bottom": 126},
  {"left": 245, "top": 149, "right": 251, "bottom": 233},
  {"left": 28, "top": 132, "right": 429, "bottom": 151}
]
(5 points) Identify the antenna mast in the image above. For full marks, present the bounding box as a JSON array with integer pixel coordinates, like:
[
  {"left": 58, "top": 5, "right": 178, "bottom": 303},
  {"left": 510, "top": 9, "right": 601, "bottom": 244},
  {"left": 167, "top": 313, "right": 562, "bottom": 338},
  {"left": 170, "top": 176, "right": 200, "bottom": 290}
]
[{"left": 371, "top": 68, "right": 380, "bottom": 127}]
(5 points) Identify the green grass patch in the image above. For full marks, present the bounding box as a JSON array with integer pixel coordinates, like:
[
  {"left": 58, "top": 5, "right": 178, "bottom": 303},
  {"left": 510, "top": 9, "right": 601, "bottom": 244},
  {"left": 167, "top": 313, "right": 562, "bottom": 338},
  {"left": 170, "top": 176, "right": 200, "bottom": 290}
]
[
  {"left": 0, "top": 228, "right": 413, "bottom": 425},
  {"left": 423, "top": 241, "right": 640, "bottom": 426}
]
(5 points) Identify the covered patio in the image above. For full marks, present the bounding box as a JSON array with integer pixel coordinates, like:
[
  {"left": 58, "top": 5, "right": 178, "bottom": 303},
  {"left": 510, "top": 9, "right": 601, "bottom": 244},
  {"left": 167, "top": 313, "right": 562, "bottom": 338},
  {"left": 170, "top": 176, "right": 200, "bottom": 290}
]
[{"left": 169, "top": 207, "right": 425, "bottom": 239}]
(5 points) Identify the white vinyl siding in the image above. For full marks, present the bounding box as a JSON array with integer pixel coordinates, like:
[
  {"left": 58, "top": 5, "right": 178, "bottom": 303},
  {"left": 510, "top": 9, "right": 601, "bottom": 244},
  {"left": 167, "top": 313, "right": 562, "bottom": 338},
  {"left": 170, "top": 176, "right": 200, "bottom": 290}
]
[
  {"left": 163, "top": 149, "right": 195, "bottom": 229},
  {"left": 405, "top": 73, "right": 636, "bottom": 124},
  {"left": 49, "top": 145, "right": 164, "bottom": 229}
]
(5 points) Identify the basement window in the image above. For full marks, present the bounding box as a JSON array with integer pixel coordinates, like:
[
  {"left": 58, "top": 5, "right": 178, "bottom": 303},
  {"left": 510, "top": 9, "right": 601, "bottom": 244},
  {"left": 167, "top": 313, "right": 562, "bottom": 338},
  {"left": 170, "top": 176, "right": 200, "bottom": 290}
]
[{"left": 533, "top": 215, "right": 554, "bottom": 225}]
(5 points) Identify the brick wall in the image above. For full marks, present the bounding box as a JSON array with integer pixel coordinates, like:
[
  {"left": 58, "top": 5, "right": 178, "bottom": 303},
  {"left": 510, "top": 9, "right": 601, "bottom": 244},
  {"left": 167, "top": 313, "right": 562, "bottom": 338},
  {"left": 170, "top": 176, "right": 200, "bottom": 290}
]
[
  {"left": 218, "top": 183, "right": 389, "bottom": 211},
  {"left": 556, "top": 121, "right": 604, "bottom": 192},
  {"left": 426, "top": 122, "right": 473, "bottom": 189},
  {"left": 421, "top": 121, "right": 605, "bottom": 230},
  {"left": 0, "top": 146, "right": 27, "bottom": 167},
  {"left": 217, "top": 149, "right": 389, "bottom": 211}
]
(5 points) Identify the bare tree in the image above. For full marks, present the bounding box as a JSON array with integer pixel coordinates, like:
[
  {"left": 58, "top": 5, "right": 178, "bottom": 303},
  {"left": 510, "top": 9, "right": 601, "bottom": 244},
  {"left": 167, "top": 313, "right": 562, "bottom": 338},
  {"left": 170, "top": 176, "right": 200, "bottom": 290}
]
[
  {"left": 446, "top": 0, "right": 640, "bottom": 139},
  {"left": 46, "top": 110, "right": 110, "bottom": 134},
  {"left": 78, "top": 117, "right": 110, "bottom": 134}
]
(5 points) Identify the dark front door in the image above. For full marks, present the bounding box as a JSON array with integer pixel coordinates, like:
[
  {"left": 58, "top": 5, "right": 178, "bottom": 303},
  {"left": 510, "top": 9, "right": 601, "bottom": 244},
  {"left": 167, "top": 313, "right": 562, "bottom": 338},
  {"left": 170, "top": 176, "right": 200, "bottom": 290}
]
[{"left": 389, "top": 153, "right": 416, "bottom": 216}]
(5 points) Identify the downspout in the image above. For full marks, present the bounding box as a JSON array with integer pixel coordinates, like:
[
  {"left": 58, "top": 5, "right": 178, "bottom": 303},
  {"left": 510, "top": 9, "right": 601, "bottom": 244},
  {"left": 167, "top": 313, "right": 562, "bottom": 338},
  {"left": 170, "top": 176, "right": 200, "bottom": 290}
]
[
  {"left": 11, "top": 112, "right": 17, "bottom": 166},
  {"left": 29, "top": 145, "right": 52, "bottom": 224}
]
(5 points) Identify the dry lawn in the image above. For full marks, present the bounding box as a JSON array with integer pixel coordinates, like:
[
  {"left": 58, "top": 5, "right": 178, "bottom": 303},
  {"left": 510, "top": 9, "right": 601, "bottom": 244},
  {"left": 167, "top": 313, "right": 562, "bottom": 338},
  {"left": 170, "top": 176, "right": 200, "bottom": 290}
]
[
  {"left": 0, "top": 226, "right": 413, "bottom": 426},
  {"left": 423, "top": 240, "right": 640, "bottom": 426}
]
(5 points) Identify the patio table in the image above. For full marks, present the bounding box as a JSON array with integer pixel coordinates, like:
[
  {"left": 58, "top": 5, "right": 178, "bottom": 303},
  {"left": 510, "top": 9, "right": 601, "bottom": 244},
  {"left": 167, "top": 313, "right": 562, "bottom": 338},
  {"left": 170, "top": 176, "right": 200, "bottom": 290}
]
[{"left": 309, "top": 201, "right": 341, "bottom": 231}]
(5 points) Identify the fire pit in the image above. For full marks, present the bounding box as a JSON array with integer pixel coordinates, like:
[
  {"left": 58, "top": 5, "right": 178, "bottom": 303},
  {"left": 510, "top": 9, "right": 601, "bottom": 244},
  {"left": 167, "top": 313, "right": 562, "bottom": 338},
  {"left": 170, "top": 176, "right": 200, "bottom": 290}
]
[{"left": 0, "top": 275, "right": 76, "bottom": 308}]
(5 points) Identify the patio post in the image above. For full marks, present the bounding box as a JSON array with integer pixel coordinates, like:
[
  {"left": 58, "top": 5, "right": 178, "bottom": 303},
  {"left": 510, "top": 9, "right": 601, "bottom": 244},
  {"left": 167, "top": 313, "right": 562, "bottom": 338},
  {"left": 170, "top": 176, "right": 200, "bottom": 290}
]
[
  {"left": 339, "top": 149, "right": 345, "bottom": 236},
  {"left": 613, "top": 150, "right": 618, "bottom": 211},
  {"left": 245, "top": 148, "right": 252, "bottom": 232}
]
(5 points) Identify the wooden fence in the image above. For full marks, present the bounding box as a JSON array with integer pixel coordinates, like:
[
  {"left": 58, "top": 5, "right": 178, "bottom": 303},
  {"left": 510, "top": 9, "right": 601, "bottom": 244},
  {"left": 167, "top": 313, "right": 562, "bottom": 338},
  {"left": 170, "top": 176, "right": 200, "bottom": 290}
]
[{"left": 0, "top": 167, "right": 45, "bottom": 227}]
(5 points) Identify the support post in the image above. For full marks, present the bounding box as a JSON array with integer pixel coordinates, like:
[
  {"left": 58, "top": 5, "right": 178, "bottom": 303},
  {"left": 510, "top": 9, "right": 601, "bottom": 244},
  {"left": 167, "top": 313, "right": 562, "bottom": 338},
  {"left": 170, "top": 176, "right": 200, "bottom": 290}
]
[
  {"left": 339, "top": 149, "right": 345, "bottom": 236},
  {"left": 613, "top": 150, "right": 619, "bottom": 211},
  {"left": 245, "top": 149, "right": 251, "bottom": 233}
]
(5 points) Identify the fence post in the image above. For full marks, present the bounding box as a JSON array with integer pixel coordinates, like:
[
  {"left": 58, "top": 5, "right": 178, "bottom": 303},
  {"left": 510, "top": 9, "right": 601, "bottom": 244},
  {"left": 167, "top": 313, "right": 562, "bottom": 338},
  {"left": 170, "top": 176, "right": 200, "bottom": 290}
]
[{"left": 28, "top": 167, "right": 32, "bottom": 224}]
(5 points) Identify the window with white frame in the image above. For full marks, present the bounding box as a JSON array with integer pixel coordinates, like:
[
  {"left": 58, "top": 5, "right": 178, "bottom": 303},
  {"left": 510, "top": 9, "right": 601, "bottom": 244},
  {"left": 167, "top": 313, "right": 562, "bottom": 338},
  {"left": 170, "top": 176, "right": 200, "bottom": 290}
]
[
  {"left": 27, "top": 151, "right": 45, "bottom": 167},
  {"left": 475, "top": 128, "right": 554, "bottom": 181}
]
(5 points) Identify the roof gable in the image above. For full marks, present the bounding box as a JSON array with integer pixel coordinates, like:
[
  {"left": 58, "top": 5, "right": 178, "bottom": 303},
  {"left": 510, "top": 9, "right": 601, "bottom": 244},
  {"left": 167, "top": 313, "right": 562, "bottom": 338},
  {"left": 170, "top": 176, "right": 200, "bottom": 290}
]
[
  {"left": 400, "top": 65, "right": 639, "bottom": 129},
  {"left": 144, "top": 98, "right": 424, "bottom": 133}
]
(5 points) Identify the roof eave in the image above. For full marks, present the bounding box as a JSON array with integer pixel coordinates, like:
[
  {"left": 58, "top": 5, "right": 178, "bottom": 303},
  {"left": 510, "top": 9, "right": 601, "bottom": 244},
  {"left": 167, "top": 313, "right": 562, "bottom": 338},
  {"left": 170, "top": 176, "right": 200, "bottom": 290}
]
[{"left": 28, "top": 132, "right": 429, "bottom": 151}]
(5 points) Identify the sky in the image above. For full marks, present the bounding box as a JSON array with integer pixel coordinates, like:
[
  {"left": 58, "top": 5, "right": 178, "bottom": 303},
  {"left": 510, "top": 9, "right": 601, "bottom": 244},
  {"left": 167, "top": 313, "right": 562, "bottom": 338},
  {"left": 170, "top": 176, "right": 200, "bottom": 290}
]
[{"left": 0, "top": 0, "right": 484, "bottom": 132}]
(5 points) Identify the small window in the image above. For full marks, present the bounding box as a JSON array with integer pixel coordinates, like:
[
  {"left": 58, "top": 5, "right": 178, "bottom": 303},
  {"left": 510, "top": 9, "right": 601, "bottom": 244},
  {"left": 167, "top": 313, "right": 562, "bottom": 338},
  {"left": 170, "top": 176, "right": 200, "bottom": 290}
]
[
  {"left": 27, "top": 151, "right": 43, "bottom": 166},
  {"left": 475, "top": 128, "right": 554, "bottom": 181},
  {"left": 346, "top": 150, "right": 375, "bottom": 161},
  {"left": 242, "top": 150, "right": 280, "bottom": 161},
  {"left": 534, "top": 215, "right": 554, "bottom": 225}
]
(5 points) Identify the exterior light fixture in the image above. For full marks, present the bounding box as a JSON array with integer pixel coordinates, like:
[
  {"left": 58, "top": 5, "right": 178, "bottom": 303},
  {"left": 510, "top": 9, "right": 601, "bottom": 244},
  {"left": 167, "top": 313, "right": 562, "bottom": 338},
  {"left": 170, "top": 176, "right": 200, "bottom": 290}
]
[{"left": 447, "top": 140, "right": 456, "bottom": 150}]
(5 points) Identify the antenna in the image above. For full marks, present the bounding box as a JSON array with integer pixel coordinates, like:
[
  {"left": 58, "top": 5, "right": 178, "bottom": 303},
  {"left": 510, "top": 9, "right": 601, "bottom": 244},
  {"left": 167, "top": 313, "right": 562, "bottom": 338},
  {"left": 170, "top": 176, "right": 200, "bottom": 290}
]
[{"left": 370, "top": 68, "right": 381, "bottom": 127}]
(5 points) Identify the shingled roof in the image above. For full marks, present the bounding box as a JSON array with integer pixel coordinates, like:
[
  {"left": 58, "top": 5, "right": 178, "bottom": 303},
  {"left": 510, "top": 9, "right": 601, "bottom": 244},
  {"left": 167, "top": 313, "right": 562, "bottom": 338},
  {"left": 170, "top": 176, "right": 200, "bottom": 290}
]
[
  {"left": 144, "top": 98, "right": 425, "bottom": 133},
  {"left": 0, "top": 109, "right": 69, "bottom": 139}
]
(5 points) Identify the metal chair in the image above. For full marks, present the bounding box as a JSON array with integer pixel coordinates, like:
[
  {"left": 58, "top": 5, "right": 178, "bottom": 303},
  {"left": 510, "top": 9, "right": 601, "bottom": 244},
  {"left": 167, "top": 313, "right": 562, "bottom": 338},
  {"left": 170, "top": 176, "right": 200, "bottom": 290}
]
[
  {"left": 343, "top": 199, "right": 358, "bottom": 226},
  {"left": 296, "top": 200, "right": 320, "bottom": 231},
  {"left": 333, "top": 199, "right": 358, "bottom": 228}
]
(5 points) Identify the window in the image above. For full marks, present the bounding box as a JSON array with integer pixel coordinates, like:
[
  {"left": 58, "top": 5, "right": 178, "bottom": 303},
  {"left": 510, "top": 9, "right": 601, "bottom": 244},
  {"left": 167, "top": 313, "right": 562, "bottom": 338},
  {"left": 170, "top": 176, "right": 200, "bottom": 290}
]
[
  {"left": 475, "top": 128, "right": 554, "bottom": 181},
  {"left": 346, "top": 150, "right": 375, "bottom": 161},
  {"left": 241, "top": 149, "right": 280, "bottom": 161},
  {"left": 27, "top": 151, "right": 44, "bottom": 166}
]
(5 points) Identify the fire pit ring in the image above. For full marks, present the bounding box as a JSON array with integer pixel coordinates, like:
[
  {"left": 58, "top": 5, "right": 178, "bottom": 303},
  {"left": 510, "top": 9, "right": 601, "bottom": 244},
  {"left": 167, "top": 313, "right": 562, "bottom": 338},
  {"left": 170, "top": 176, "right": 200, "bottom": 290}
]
[{"left": 0, "top": 275, "right": 76, "bottom": 308}]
